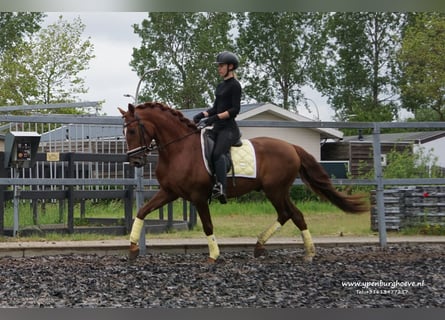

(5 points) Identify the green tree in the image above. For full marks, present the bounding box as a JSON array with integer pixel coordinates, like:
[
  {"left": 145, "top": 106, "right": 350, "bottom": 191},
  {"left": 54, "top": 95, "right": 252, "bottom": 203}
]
[
  {"left": 0, "top": 42, "right": 37, "bottom": 105},
  {"left": 0, "top": 12, "right": 45, "bottom": 53},
  {"left": 0, "top": 15, "right": 95, "bottom": 110},
  {"left": 358, "top": 146, "right": 442, "bottom": 180},
  {"left": 131, "top": 12, "right": 234, "bottom": 109},
  {"left": 236, "top": 12, "right": 323, "bottom": 111},
  {"left": 29, "top": 16, "right": 95, "bottom": 107},
  {"left": 398, "top": 13, "right": 445, "bottom": 121},
  {"left": 315, "top": 13, "right": 406, "bottom": 125},
  {"left": 0, "top": 12, "right": 45, "bottom": 106}
]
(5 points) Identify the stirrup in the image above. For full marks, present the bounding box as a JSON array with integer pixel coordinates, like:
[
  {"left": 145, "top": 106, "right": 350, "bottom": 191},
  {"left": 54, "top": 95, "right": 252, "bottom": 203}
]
[{"left": 212, "top": 182, "right": 227, "bottom": 204}]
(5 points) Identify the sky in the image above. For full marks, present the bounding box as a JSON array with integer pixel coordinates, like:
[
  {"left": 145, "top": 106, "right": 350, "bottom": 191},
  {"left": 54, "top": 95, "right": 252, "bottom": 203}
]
[{"left": 43, "top": 12, "right": 334, "bottom": 120}]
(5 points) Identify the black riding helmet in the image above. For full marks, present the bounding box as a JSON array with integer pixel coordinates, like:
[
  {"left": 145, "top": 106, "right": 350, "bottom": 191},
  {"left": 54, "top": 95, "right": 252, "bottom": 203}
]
[{"left": 215, "top": 51, "right": 239, "bottom": 70}]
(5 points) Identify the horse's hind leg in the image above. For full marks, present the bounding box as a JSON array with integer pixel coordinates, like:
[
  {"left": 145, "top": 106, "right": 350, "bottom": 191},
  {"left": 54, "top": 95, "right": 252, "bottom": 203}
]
[
  {"left": 285, "top": 197, "right": 316, "bottom": 262},
  {"left": 254, "top": 191, "right": 290, "bottom": 258},
  {"left": 254, "top": 220, "right": 284, "bottom": 258},
  {"left": 255, "top": 189, "right": 315, "bottom": 262}
]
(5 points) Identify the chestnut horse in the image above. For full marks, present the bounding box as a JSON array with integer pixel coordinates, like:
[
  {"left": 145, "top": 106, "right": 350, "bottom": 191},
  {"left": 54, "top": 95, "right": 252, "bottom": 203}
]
[{"left": 119, "top": 102, "right": 368, "bottom": 263}]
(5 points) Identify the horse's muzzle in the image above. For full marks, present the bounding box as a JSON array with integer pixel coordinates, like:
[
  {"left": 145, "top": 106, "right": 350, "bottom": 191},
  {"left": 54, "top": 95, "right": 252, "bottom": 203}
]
[{"left": 127, "top": 147, "right": 148, "bottom": 167}]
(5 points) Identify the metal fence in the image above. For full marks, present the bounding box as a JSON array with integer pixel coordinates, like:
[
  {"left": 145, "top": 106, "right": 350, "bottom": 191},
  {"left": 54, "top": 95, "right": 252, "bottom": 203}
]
[
  {"left": 238, "top": 120, "right": 445, "bottom": 247},
  {"left": 1, "top": 103, "right": 445, "bottom": 247}
]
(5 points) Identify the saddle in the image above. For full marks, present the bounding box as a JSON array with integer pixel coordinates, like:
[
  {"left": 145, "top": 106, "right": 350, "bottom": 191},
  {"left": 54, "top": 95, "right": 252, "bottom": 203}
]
[
  {"left": 201, "top": 128, "right": 241, "bottom": 175},
  {"left": 200, "top": 128, "right": 257, "bottom": 178}
]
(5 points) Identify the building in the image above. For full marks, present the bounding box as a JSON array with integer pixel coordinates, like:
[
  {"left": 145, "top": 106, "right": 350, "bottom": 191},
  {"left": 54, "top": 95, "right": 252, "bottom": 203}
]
[
  {"left": 321, "top": 130, "right": 445, "bottom": 178},
  {"left": 181, "top": 103, "right": 342, "bottom": 160}
]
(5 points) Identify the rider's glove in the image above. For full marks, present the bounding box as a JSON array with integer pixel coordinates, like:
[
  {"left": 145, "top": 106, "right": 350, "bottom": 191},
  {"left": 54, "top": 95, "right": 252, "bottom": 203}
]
[
  {"left": 193, "top": 112, "right": 205, "bottom": 124},
  {"left": 205, "top": 115, "right": 219, "bottom": 126}
]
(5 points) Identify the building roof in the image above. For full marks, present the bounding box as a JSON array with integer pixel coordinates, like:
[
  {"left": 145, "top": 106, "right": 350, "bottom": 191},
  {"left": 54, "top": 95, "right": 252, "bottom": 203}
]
[
  {"left": 182, "top": 103, "right": 342, "bottom": 139},
  {"left": 40, "top": 123, "right": 124, "bottom": 142},
  {"left": 343, "top": 130, "right": 445, "bottom": 144}
]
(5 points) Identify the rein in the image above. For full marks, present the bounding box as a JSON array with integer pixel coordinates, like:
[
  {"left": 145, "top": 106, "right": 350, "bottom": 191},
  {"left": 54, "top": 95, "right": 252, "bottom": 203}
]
[
  {"left": 124, "top": 112, "right": 199, "bottom": 156},
  {"left": 151, "top": 129, "right": 198, "bottom": 152}
]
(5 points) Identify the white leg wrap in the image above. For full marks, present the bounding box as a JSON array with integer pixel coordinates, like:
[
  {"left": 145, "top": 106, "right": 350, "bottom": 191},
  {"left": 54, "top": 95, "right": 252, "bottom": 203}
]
[
  {"left": 130, "top": 217, "right": 144, "bottom": 244},
  {"left": 207, "top": 235, "right": 220, "bottom": 260},
  {"left": 301, "top": 229, "right": 315, "bottom": 256},
  {"left": 258, "top": 221, "right": 282, "bottom": 245}
]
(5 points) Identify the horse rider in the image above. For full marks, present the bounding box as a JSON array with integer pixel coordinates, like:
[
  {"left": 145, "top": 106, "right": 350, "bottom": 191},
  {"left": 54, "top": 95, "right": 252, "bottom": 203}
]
[{"left": 193, "top": 51, "right": 242, "bottom": 204}]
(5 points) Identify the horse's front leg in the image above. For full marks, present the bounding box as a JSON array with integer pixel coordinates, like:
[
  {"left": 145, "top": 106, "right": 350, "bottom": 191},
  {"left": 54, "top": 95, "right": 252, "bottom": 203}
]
[
  {"left": 194, "top": 201, "right": 220, "bottom": 263},
  {"left": 129, "top": 188, "right": 178, "bottom": 261}
]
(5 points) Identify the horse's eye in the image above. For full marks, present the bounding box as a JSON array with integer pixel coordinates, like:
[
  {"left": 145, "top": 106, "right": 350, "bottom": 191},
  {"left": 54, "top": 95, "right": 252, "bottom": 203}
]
[{"left": 127, "top": 128, "right": 136, "bottom": 135}]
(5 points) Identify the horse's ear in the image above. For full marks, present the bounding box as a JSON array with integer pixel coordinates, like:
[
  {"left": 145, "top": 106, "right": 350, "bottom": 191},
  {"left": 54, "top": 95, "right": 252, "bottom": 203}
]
[
  {"left": 118, "top": 107, "right": 126, "bottom": 116},
  {"left": 128, "top": 103, "right": 135, "bottom": 113}
]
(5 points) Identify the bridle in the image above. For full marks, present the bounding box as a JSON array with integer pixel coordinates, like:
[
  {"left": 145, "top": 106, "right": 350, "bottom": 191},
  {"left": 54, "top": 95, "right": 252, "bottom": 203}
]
[
  {"left": 123, "top": 113, "right": 152, "bottom": 158},
  {"left": 123, "top": 112, "right": 199, "bottom": 158}
]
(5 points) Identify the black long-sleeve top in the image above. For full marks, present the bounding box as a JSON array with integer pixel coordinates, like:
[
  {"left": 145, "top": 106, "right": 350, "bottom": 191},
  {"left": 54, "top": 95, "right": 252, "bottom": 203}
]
[{"left": 206, "top": 77, "right": 241, "bottom": 132}]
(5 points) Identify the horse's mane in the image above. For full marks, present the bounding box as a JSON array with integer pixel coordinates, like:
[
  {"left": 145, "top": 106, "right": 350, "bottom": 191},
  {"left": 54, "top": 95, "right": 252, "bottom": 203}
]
[{"left": 136, "top": 102, "right": 197, "bottom": 131}]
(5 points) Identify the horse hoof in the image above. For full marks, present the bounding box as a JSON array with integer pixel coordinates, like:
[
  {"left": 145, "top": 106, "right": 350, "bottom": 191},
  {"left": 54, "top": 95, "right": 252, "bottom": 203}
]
[
  {"left": 254, "top": 245, "right": 268, "bottom": 258},
  {"left": 207, "top": 257, "right": 217, "bottom": 264},
  {"left": 303, "top": 255, "right": 314, "bottom": 263},
  {"left": 128, "top": 243, "right": 140, "bottom": 262}
]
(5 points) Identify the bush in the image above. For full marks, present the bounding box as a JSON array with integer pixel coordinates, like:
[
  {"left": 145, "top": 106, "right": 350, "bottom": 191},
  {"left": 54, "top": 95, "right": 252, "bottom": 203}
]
[{"left": 358, "top": 145, "right": 443, "bottom": 180}]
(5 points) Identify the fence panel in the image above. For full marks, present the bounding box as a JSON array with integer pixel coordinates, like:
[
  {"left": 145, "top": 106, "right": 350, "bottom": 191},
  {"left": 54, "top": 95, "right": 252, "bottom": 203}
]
[{"left": 1, "top": 107, "right": 445, "bottom": 246}]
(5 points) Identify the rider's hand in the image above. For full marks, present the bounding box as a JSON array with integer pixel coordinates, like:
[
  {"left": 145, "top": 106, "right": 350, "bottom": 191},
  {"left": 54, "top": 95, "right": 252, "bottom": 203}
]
[
  {"left": 205, "top": 115, "right": 219, "bottom": 126},
  {"left": 193, "top": 112, "right": 205, "bottom": 123}
]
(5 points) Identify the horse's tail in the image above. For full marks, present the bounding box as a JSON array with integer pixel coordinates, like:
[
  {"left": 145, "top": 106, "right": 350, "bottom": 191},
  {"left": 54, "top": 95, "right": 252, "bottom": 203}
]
[{"left": 294, "top": 145, "right": 369, "bottom": 214}]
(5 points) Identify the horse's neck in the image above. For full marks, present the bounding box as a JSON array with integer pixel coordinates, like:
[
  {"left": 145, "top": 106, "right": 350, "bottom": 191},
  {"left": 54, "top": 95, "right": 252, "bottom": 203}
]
[
  {"left": 147, "top": 114, "right": 198, "bottom": 155},
  {"left": 155, "top": 123, "right": 193, "bottom": 144}
]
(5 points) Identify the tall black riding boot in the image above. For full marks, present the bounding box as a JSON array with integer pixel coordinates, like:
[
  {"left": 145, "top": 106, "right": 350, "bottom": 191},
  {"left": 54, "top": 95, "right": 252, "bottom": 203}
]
[{"left": 212, "top": 156, "right": 228, "bottom": 204}]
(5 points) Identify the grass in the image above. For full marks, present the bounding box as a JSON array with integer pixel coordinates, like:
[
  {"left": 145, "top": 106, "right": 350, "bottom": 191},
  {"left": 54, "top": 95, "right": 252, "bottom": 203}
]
[
  {"left": 1, "top": 199, "right": 376, "bottom": 242},
  {"left": 156, "top": 210, "right": 373, "bottom": 239},
  {"left": 161, "top": 200, "right": 374, "bottom": 239}
]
